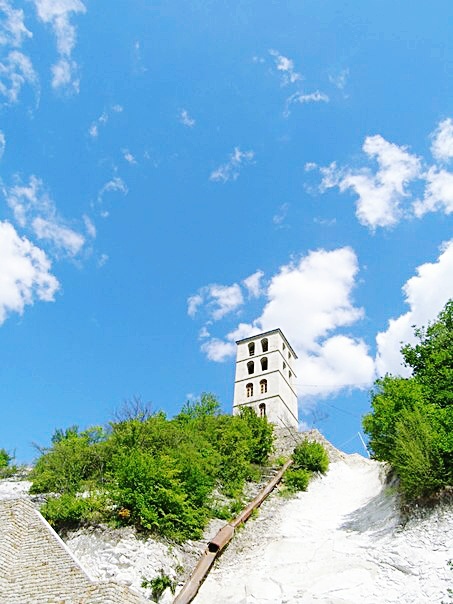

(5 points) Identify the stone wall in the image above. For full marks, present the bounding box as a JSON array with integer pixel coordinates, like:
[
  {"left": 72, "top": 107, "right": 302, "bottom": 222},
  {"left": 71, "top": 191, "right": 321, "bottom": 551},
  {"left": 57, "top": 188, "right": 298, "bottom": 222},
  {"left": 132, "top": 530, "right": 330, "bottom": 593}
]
[{"left": 0, "top": 498, "right": 145, "bottom": 604}]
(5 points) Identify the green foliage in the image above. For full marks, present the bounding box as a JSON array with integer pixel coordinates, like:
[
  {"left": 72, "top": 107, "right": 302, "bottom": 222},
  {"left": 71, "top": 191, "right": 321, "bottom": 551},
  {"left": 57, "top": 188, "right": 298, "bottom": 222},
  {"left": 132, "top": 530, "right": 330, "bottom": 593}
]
[
  {"left": 41, "top": 493, "right": 104, "bottom": 529},
  {"left": 0, "top": 448, "right": 17, "bottom": 478},
  {"left": 363, "top": 300, "right": 453, "bottom": 503},
  {"left": 32, "top": 393, "right": 275, "bottom": 541},
  {"left": 362, "top": 377, "right": 425, "bottom": 461},
  {"left": 142, "top": 571, "right": 176, "bottom": 602},
  {"left": 292, "top": 440, "right": 329, "bottom": 474},
  {"left": 284, "top": 468, "right": 311, "bottom": 493}
]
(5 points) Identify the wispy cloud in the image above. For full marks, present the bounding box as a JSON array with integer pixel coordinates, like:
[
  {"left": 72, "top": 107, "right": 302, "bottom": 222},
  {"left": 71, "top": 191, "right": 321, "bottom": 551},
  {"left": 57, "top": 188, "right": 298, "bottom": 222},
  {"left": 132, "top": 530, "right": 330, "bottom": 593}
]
[
  {"left": 179, "top": 108, "right": 195, "bottom": 127},
  {"left": 0, "top": 220, "right": 59, "bottom": 324},
  {"left": 0, "top": 0, "right": 32, "bottom": 47},
  {"left": 0, "top": 50, "right": 38, "bottom": 104},
  {"left": 3, "top": 175, "right": 86, "bottom": 256},
  {"left": 33, "top": 0, "right": 86, "bottom": 93},
  {"left": 272, "top": 202, "right": 289, "bottom": 227},
  {"left": 328, "top": 68, "right": 349, "bottom": 91},
  {"left": 284, "top": 90, "right": 329, "bottom": 117},
  {"left": 269, "top": 49, "right": 301, "bottom": 86},
  {"left": 97, "top": 176, "right": 128, "bottom": 211},
  {"left": 210, "top": 147, "right": 255, "bottom": 183},
  {"left": 88, "top": 104, "right": 123, "bottom": 138},
  {"left": 0, "top": 130, "right": 5, "bottom": 158},
  {"left": 122, "top": 149, "right": 137, "bottom": 165}
]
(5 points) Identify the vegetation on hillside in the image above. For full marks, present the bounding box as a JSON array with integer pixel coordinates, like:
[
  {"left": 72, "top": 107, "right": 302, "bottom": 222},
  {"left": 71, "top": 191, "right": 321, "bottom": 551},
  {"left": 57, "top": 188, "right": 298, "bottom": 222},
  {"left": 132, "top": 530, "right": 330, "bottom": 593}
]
[
  {"left": 0, "top": 448, "right": 17, "bottom": 478},
  {"left": 284, "top": 440, "right": 329, "bottom": 493},
  {"left": 30, "top": 394, "right": 274, "bottom": 541},
  {"left": 363, "top": 300, "right": 453, "bottom": 502}
]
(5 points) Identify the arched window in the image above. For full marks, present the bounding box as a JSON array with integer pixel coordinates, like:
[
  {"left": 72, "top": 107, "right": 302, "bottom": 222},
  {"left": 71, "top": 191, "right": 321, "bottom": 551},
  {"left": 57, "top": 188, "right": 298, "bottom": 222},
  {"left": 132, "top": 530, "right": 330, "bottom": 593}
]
[
  {"left": 288, "top": 352, "right": 291, "bottom": 359},
  {"left": 248, "top": 342, "right": 255, "bottom": 356},
  {"left": 259, "top": 402, "right": 266, "bottom": 417},
  {"left": 289, "top": 370, "right": 292, "bottom": 379},
  {"left": 247, "top": 361, "right": 254, "bottom": 375},
  {"left": 246, "top": 383, "right": 253, "bottom": 397},
  {"left": 260, "top": 357, "right": 268, "bottom": 371},
  {"left": 261, "top": 338, "right": 269, "bottom": 353},
  {"left": 260, "top": 379, "right": 267, "bottom": 394},
  {"left": 283, "top": 361, "right": 286, "bottom": 370},
  {"left": 283, "top": 342, "right": 286, "bottom": 350}
]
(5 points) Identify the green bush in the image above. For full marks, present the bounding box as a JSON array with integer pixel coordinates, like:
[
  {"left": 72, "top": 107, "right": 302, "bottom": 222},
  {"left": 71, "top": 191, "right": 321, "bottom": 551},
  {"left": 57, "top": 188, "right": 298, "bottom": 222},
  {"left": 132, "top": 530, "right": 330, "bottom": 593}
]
[
  {"left": 292, "top": 440, "right": 329, "bottom": 474},
  {"left": 284, "top": 468, "right": 311, "bottom": 493},
  {"left": 41, "top": 493, "right": 104, "bottom": 529},
  {"left": 142, "top": 571, "right": 176, "bottom": 602},
  {"left": 31, "top": 393, "right": 275, "bottom": 540}
]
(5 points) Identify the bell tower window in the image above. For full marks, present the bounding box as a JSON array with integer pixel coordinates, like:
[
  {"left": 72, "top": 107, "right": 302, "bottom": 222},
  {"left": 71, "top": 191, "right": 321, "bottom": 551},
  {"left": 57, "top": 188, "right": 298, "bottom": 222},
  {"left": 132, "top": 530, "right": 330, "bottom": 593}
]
[
  {"left": 260, "top": 379, "right": 267, "bottom": 394},
  {"left": 248, "top": 342, "right": 255, "bottom": 356},
  {"left": 259, "top": 403, "right": 266, "bottom": 417},
  {"left": 246, "top": 383, "right": 253, "bottom": 397},
  {"left": 247, "top": 361, "right": 254, "bottom": 375},
  {"left": 261, "top": 338, "right": 269, "bottom": 353},
  {"left": 260, "top": 357, "right": 268, "bottom": 371}
]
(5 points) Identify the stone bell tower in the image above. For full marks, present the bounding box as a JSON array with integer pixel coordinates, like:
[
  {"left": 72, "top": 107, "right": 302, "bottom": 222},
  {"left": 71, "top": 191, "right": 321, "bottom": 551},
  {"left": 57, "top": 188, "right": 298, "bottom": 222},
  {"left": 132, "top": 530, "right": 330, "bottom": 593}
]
[{"left": 233, "top": 328, "right": 298, "bottom": 430}]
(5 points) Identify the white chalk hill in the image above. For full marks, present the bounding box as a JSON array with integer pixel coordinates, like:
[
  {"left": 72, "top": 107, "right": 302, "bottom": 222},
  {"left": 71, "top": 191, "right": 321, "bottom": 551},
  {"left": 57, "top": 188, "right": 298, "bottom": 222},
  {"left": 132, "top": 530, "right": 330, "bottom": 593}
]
[{"left": 193, "top": 454, "right": 452, "bottom": 604}]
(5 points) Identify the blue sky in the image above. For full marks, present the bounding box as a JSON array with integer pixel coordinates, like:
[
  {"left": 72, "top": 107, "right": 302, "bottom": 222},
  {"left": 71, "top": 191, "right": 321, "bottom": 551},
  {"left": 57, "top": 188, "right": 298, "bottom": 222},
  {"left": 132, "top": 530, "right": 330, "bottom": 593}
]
[{"left": 0, "top": 1, "right": 452, "bottom": 462}]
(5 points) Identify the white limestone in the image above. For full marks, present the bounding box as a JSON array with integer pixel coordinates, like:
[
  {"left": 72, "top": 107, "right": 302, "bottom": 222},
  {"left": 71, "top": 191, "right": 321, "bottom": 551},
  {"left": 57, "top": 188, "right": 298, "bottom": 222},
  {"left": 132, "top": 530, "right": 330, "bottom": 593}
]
[{"left": 193, "top": 455, "right": 452, "bottom": 604}]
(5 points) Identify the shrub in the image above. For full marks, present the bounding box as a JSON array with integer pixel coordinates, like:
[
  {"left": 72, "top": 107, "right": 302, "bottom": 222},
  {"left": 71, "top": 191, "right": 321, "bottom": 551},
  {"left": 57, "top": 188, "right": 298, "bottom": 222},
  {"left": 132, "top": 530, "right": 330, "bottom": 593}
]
[
  {"left": 284, "top": 468, "right": 311, "bottom": 493},
  {"left": 292, "top": 440, "right": 329, "bottom": 474},
  {"left": 142, "top": 571, "right": 176, "bottom": 602},
  {"left": 41, "top": 493, "right": 104, "bottom": 529}
]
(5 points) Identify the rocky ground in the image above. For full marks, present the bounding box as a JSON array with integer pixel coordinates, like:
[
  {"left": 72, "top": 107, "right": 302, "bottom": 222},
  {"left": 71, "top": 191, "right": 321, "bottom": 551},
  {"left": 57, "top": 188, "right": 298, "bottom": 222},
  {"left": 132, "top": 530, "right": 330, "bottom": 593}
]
[
  {"left": 1, "top": 440, "right": 451, "bottom": 604},
  {"left": 193, "top": 454, "right": 452, "bottom": 604}
]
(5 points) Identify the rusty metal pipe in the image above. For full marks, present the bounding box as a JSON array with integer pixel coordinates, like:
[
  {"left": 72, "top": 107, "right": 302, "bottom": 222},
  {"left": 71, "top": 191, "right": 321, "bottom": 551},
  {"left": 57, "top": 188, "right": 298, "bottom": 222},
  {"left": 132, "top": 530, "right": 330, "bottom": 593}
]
[{"left": 173, "top": 458, "right": 292, "bottom": 604}]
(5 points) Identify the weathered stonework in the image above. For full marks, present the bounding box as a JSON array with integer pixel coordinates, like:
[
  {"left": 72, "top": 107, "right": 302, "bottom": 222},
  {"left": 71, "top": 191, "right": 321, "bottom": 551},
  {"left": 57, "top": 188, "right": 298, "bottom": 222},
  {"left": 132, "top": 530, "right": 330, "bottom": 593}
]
[{"left": 0, "top": 498, "right": 146, "bottom": 604}]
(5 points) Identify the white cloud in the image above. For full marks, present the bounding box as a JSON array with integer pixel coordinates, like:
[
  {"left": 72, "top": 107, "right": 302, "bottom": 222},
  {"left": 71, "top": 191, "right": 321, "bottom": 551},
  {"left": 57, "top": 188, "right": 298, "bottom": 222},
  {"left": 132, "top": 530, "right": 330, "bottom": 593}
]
[
  {"left": 0, "top": 0, "right": 32, "bottom": 48},
  {"left": 431, "top": 118, "right": 453, "bottom": 162},
  {"left": 179, "top": 109, "right": 195, "bottom": 127},
  {"left": 201, "top": 338, "right": 236, "bottom": 362},
  {"left": 89, "top": 105, "right": 123, "bottom": 138},
  {"left": 32, "top": 216, "right": 84, "bottom": 255},
  {"left": 328, "top": 68, "right": 349, "bottom": 91},
  {"left": 188, "top": 283, "right": 244, "bottom": 321},
  {"left": 314, "top": 119, "right": 453, "bottom": 227},
  {"left": 122, "top": 149, "right": 137, "bottom": 165},
  {"left": 97, "top": 177, "right": 128, "bottom": 204},
  {"left": 83, "top": 214, "right": 96, "bottom": 238},
  {"left": 269, "top": 49, "right": 301, "bottom": 86},
  {"left": 0, "top": 50, "right": 38, "bottom": 104},
  {"left": 51, "top": 57, "right": 78, "bottom": 92},
  {"left": 210, "top": 147, "right": 255, "bottom": 183},
  {"left": 413, "top": 166, "right": 453, "bottom": 217},
  {"left": 284, "top": 90, "right": 329, "bottom": 117},
  {"left": 195, "top": 247, "right": 375, "bottom": 398},
  {"left": 376, "top": 240, "right": 453, "bottom": 377},
  {"left": 0, "top": 220, "right": 59, "bottom": 324},
  {"left": 319, "top": 135, "right": 422, "bottom": 229},
  {"left": 0, "top": 130, "right": 5, "bottom": 158},
  {"left": 34, "top": 0, "right": 86, "bottom": 92},
  {"left": 4, "top": 174, "right": 85, "bottom": 256},
  {"left": 273, "top": 202, "right": 289, "bottom": 227},
  {"left": 242, "top": 270, "right": 264, "bottom": 298}
]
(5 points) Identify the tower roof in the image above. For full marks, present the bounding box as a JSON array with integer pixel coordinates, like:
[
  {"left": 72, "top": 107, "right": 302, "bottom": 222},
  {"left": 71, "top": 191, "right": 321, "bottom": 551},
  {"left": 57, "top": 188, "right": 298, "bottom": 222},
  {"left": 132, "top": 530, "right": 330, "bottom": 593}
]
[{"left": 236, "top": 328, "right": 298, "bottom": 359}]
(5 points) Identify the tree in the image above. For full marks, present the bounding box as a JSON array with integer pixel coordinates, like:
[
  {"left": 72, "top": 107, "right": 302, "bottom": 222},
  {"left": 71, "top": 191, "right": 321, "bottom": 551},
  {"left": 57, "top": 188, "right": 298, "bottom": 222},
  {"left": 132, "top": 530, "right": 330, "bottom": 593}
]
[{"left": 363, "top": 300, "right": 452, "bottom": 501}]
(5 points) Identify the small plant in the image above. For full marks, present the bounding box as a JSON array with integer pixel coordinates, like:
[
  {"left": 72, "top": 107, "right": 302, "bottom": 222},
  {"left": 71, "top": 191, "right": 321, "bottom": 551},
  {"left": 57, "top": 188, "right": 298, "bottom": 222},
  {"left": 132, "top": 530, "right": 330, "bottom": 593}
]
[
  {"left": 292, "top": 440, "right": 329, "bottom": 474},
  {"left": 284, "top": 468, "right": 311, "bottom": 493},
  {"left": 142, "top": 570, "right": 176, "bottom": 602}
]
